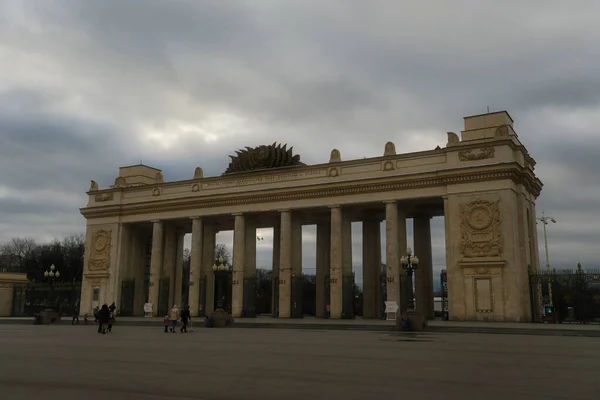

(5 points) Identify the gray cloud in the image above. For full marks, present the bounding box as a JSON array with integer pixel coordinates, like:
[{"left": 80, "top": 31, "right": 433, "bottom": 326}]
[{"left": 0, "top": 0, "right": 598, "bottom": 273}]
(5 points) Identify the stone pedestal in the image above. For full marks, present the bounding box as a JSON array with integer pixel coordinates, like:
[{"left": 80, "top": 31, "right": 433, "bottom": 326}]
[
  {"left": 39, "top": 309, "right": 61, "bottom": 325},
  {"left": 210, "top": 309, "right": 234, "bottom": 327},
  {"left": 0, "top": 272, "right": 28, "bottom": 317},
  {"left": 397, "top": 310, "right": 427, "bottom": 332}
]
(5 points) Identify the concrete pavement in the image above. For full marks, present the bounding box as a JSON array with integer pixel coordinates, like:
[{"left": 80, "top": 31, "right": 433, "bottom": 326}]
[
  {"left": 2, "top": 315, "right": 600, "bottom": 337},
  {"left": 0, "top": 325, "right": 598, "bottom": 399}
]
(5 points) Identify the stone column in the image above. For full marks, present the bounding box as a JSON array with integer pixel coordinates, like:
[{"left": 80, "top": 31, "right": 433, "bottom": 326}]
[
  {"left": 188, "top": 217, "right": 203, "bottom": 316},
  {"left": 162, "top": 226, "right": 177, "bottom": 307},
  {"left": 341, "top": 212, "right": 353, "bottom": 318},
  {"left": 202, "top": 225, "right": 216, "bottom": 314},
  {"left": 112, "top": 223, "right": 131, "bottom": 308},
  {"left": 315, "top": 221, "right": 330, "bottom": 318},
  {"left": 278, "top": 210, "right": 292, "bottom": 318},
  {"left": 244, "top": 220, "right": 257, "bottom": 317},
  {"left": 132, "top": 228, "right": 148, "bottom": 316},
  {"left": 414, "top": 215, "right": 434, "bottom": 319},
  {"left": 174, "top": 231, "right": 184, "bottom": 309},
  {"left": 384, "top": 202, "right": 400, "bottom": 310},
  {"left": 329, "top": 206, "right": 343, "bottom": 319},
  {"left": 272, "top": 220, "right": 281, "bottom": 315},
  {"left": 362, "top": 219, "right": 381, "bottom": 318},
  {"left": 291, "top": 217, "right": 303, "bottom": 318},
  {"left": 148, "top": 220, "right": 164, "bottom": 317},
  {"left": 231, "top": 213, "right": 246, "bottom": 317}
]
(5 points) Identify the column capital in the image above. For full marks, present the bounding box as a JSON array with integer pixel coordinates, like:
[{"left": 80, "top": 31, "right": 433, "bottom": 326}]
[
  {"left": 277, "top": 209, "right": 291, "bottom": 213},
  {"left": 327, "top": 205, "right": 340, "bottom": 209},
  {"left": 232, "top": 212, "right": 244, "bottom": 217},
  {"left": 150, "top": 219, "right": 162, "bottom": 224},
  {"left": 383, "top": 200, "right": 397, "bottom": 205},
  {"left": 189, "top": 216, "right": 202, "bottom": 220}
]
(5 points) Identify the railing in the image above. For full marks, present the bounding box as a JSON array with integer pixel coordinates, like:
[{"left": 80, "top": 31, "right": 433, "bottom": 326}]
[{"left": 529, "top": 268, "right": 600, "bottom": 324}]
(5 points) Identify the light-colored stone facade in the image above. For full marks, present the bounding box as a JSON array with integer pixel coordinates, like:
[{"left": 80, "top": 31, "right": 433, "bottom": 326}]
[
  {"left": 79, "top": 111, "right": 542, "bottom": 322},
  {"left": 0, "top": 272, "right": 28, "bottom": 317}
]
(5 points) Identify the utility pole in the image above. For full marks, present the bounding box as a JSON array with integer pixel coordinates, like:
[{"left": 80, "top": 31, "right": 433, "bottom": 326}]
[{"left": 537, "top": 212, "right": 556, "bottom": 306}]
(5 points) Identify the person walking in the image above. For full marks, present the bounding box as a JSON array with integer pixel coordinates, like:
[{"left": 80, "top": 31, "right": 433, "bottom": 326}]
[
  {"left": 180, "top": 305, "right": 190, "bottom": 333},
  {"left": 168, "top": 305, "right": 179, "bottom": 333},
  {"left": 107, "top": 302, "right": 116, "bottom": 333},
  {"left": 71, "top": 305, "right": 79, "bottom": 325},
  {"left": 97, "top": 304, "right": 110, "bottom": 334},
  {"left": 163, "top": 315, "right": 170, "bottom": 333}
]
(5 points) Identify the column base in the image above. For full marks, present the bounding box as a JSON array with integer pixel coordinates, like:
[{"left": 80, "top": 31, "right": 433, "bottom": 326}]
[
  {"left": 397, "top": 310, "right": 427, "bottom": 332},
  {"left": 208, "top": 309, "right": 234, "bottom": 327}
]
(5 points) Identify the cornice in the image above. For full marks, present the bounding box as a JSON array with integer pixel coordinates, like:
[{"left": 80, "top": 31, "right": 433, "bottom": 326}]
[
  {"left": 80, "top": 163, "right": 542, "bottom": 219},
  {"left": 86, "top": 138, "right": 534, "bottom": 195}
]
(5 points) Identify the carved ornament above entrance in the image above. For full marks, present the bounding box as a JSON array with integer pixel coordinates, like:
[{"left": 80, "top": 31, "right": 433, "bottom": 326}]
[
  {"left": 224, "top": 143, "right": 304, "bottom": 174},
  {"left": 460, "top": 199, "right": 503, "bottom": 257}
]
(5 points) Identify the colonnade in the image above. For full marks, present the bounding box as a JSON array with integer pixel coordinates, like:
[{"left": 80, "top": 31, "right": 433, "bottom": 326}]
[{"left": 143, "top": 201, "right": 434, "bottom": 319}]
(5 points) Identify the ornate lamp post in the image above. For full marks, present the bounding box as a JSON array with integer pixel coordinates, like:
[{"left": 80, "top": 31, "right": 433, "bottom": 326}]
[
  {"left": 400, "top": 248, "right": 419, "bottom": 310},
  {"left": 537, "top": 212, "right": 556, "bottom": 306},
  {"left": 43, "top": 264, "right": 60, "bottom": 311},
  {"left": 212, "top": 257, "right": 228, "bottom": 309}
]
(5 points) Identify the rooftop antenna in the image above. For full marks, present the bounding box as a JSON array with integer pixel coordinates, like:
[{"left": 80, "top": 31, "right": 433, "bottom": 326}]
[{"left": 487, "top": 106, "right": 490, "bottom": 114}]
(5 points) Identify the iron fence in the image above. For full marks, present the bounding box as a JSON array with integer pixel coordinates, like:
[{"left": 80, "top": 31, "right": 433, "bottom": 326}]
[{"left": 529, "top": 267, "right": 600, "bottom": 324}]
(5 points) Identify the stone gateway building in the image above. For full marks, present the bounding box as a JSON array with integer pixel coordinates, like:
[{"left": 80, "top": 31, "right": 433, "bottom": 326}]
[{"left": 79, "top": 111, "right": 542, "bottom": 322}]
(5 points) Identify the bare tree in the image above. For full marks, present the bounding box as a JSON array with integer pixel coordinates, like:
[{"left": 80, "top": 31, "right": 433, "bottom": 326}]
[
  {"left": 215, "top": 244, "right": 232, "bottom": 266},
  {"left": 0, "top": 237, "right": 37, "bottom": 272}
]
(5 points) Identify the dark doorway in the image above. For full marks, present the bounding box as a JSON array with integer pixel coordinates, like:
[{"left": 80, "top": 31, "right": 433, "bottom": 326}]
[
  {"left": 158, "top": 278, "right": 170, "bottom": 316},
  {"left": 255, "top": 269, "right": 272, "bottom": 315},
  {"left": 120, "top": 280, "right": 135, "bottom": 316}
]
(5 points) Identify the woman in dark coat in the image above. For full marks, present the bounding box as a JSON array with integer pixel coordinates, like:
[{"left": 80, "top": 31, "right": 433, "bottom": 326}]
[{"left": 97, "top": 304, "right": 110, "bottom": 334}]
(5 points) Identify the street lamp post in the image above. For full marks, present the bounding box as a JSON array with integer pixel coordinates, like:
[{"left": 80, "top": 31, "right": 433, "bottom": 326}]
[
  {"left": 43, "top": 264, "right": 60, "bottom": 311},
  {"left": 400, "top": 248, "right": 420, "bottom": 310},
  {"left": 212, "top": 257, "right": 228, "bottom": 309},
  {"left": 537, "top": 212, "right": 556, "bottom": 306}
]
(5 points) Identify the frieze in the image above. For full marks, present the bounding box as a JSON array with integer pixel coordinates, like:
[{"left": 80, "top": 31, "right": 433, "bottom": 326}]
[
  {"left": 202, "top": 170, "right": 326, "bottom": 189},
  {"left": 458, "top": 147, "right": 495, "bottom": 161},
  {"left": 460, "top": 199, "right": 503, "bottom": 258},
  {"left": 88, "top": 229, "right": 112, "bottom": 271}
]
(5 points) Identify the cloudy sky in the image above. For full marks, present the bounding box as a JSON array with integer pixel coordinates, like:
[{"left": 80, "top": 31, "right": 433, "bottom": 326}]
[{"left": 1, "top": 1, "right": 599, "bottom": 281}]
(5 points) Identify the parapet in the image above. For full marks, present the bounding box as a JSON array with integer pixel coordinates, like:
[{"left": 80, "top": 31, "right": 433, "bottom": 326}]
[
  {"left": 115, "top": 164, "right": 163, "bottom": 187},
  {"left": 461, "top": 111, "right": 517, "bottom": 142}
]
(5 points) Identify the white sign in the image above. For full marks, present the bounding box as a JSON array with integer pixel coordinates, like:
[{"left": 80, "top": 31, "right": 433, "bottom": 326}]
[
  {"left": 384, "top": 301, "right": 398, "bottom": 313},
  {"left": 143, "top": 303, "right": 153, "bottom": 313},
  {"left": 384, "top": 301, "right": 398, "bottom": 321}
]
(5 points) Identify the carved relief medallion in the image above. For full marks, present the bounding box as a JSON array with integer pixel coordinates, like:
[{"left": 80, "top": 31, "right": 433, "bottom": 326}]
[
  {"left": 460, "top": 199, "right": 502, "bottom": 257},
  {"left": 458, "top": 147, "right": 495, "bottom": 161},
  {"left": 95, "top": 193, "right": 113, "bottom": 202},
  {"left": 88, "top": 229, "right": 112, "bottom": 271}
]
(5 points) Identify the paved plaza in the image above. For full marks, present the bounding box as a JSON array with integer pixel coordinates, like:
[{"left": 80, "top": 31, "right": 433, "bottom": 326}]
[{"left": 0, "top": 325, "right": 598, "bottom": 400}]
